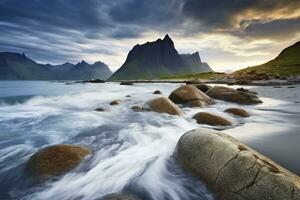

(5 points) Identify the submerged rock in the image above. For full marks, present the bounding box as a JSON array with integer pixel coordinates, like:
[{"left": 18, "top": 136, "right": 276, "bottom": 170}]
[
  {"left": 153, "top": 90, "right": 162, "bottom": 94},
  {"left": 175, "top": 128, "right": 300, "bottom": 200},
  {"left": 27, "top": 144, "right": 91, "bottom": 177},
  {"left": 95, "top": 107, "right": 107, "bottom": 112},
  {"left": 225, "top": 108, "right": 250, "bottom": 117},
  {"left": 98, "top": 193, "right": 140, "bottom": 200},
  {"left": 146, "top": 97, "right": 183, "bottom": 115},
  {"left": 110, "top": 99, "right": 124, "bottom": 105},
  {"left": 131, "top": 105, "right": 144, "bottom": 112},
  {"left": 193, "top": 112, "right": 232, "bottom": 126},
  {"left": 120, "top": 81, "right": 134, "bottom": 85},
  {"left": 169, "top": 85, "right": 214, "bottom": 107},
  {"left": 206, "top": 86, "right": 262, "bottom": 104}
]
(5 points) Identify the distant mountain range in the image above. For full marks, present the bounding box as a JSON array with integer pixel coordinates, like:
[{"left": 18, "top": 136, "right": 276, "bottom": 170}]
[
  {"left": 235, "top": 41, "right": 300, "bottom": 76},
  {"left": 108, "top": 35, "right": 212, "bottom": 80},
  {"left": 0, "top": 52, "right": 112, "bottom": 80}
]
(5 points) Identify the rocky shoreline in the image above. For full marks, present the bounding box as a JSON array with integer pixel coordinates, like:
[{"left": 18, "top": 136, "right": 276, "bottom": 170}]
[{"left": 25, "top": 83, "right": 300, "bottom": 200}]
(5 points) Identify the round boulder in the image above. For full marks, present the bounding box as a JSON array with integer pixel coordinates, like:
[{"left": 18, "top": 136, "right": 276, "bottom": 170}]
[
  {"left": 206, "top": 86, "right": 262, "bottom": 104},
  {"left": 146, "top": 97, "right": 183, "bottom": 115},
  {"left": 193, "top": 112, "right": 232, "bottom": 126},
  {"left": 175, "top": 128, "right": 300, "bottom": 200},
  {"left": 27, "top": 144, "right": 91, "bottom": 176},
  {"left": 225, "top": 108, "right": 249, "bottom": 117},
  {"left": 169, "top": 85, "right": 214, "bottom": 107},
  {"left": 98, "top": 193, "right": 140, "bottom": 200}
]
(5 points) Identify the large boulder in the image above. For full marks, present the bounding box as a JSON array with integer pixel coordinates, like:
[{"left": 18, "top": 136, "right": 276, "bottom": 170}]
[
  {"left": 193, "top": 112, "right": 232, "bottom": 126},
  {"left": 27, "top": 144, "right": 91, "bottom": 176},
  {"left": 98, "top": 193, "right": 140, "bottom": 200},
  {"left": 175, "top": 128, "right": 300, "bottom": 200},
  {"left": 206, "top": 86, "right": 262, "bottom": 104},
  {"left": 169, "top": 85, "right": 214, "bottom": 107},
  {"left": 225, "top": 108, "right": 250, "bottom": 117},
  {"left": 146, "top": 97, "right": 183, "bottom": 116}
]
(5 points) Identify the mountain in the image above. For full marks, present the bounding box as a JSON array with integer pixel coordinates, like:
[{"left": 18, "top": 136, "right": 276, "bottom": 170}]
[
  {"left": 0, "top": 52, "right": 112, "bottom": 80},
  {"left": 180, "top": 52, "right": 212, "bottom": 73},
  {"left": 109, "top": 34, "right": 212, "bottom": 80},
  {"left": 235, "top": 41, "right": 300, "bottom": 76}
]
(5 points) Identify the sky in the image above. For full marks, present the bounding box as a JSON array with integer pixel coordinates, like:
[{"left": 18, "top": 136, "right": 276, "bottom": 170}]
[{"left": 0, "top": 0, "right": 299, "bottom": 72}]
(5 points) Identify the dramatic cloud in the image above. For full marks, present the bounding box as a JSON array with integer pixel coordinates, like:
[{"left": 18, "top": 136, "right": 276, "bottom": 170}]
[{"left": 0, "top": 0, "right": 299, "bottom": 71}]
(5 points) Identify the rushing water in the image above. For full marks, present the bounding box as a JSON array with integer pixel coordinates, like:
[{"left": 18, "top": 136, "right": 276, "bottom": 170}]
[{"left": 0, "top": 81, "right": 299, "bottom": 200}]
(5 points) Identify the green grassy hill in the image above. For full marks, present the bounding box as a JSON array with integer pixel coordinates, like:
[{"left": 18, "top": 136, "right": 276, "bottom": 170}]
[{"left": 235, "top": 41, "right": 300, "bottom": 76}]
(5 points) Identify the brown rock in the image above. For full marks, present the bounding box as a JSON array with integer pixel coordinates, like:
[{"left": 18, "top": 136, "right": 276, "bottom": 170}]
[
  {"left": 110, "top": 99, "right": 123, "bottom": 105},
  {"left": 147, "top": 97, "right": 183, "bottom": 115},
  {"left": 27, "top": 144, "right": 91, "bottom": 176},
  {"left": 169, "top": 85, "right": 214, "bottom": 107},
  {"left": 193, "top": 112, "right": 232, "bottom": 126},
  {"left": 225, "top": 108, "right": 249, "bottom": 117},
  {"left": 193, "top": 84, "right": 212, "bottom": 93},
  {"left": 131, "top": 105, "right": 144, "bottom": 112},
  {"left": 95, "top": 107, "right": 106, "bottom": 112},
  {"left": 206, "top": 86, "right": 262, "bottom": 104}
]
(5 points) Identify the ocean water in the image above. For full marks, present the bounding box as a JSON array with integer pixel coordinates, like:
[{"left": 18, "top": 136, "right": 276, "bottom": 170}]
[{"left": 0, "top": 81, "right": 299, "bottom": 200}]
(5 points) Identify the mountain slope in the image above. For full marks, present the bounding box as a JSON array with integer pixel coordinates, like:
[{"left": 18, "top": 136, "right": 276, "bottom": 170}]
[
  {"left": 180, "top": 52, "right": 212, "bottom": 73},
  {"left": 235, "top": 41, "right": 300, "bottom": 76},
  {"left": 0, "top": 52, "right": 112, "bottom": 80},
  {"left": 109, "top": 35, "right": 212, "bottom": 80}
]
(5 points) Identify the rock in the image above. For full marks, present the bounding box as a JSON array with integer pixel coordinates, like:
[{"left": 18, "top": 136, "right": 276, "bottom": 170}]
[
  {"left": 175, "top": 128, "right": 300, "bottom": 200},
  {"left": 206, "top": 86, "right": 262, "bottom": 104},
  {"left": 193, "top": 84, "right": 212, "bottom": 93},
  {"left": 146, "top": 97, "right": 183, "bottom": 115},
  {"left": 120, "top": 81, "right": 134, "bottom": 85},
  {"left": 110, "top": 100, "right": 123, "bottom": 105},
  {"left": 192, "top": 112, "right": 232, "bottom": 126},
  {"left": 95, "top": 107, "right": 106, "bottom": 112},
  {"left": 126, "top": 95, "right": 131, "bottom": 97},
  {"left": 27, "top": 144, "right": 91, "bottom": 176},
  {"left": 153, "top": 90, "right": 162, "bottom": 94},
  {"left": 169, "top": 85, "right": 214, "bottom": 107},
  {"left": 82, "top": 79, "right": 105, "bottom": 83},
  {"left": 131, "top": 105, "right": 144, "bottom": 112},
  {"left": 98, "top": 193, "right": 140, "bottom": 200},
  {"left": 225, "top": 108, "right": 249, "bottom": 117},
  {"left": 236, "top": 87, "right": 257, "bottom": 94}
]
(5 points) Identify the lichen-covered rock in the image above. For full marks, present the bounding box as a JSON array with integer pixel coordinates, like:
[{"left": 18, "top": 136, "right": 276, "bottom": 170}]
[
  {"left": 175, "top": 128, "right": 300, "bottom": 200},
  {"left": 169, "top": 85, "right": 214, "bottom": 107},
  {"left": 146, "top": 97, "right": 183, "bottom": 115},
  {"left": 225, "top": 108, "right": 250, "bottom": 117},
  {"left": 27, "top": 144, "right": 91, "bottom": 176},
  {"left": 206, "top": 86, "right": 262, "bottom": 104},
  {"left": 98, "top": 193, "right": 140, "bottom": 200},
  {"left": 193, "top": 84, "right": 212, "bottom": 93},
  {"left": 193, "top": 112, "right": 232, "bottom": 126}
]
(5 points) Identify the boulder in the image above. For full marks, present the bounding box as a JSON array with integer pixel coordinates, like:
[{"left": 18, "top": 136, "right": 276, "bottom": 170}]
[
  {"left": 131, "top": 105, "right": 144, "bottom": 112},
  {"left": 206, "top": 86, "right": 262, "bottom": 104},
  {"left": 110, "top": 100, "right": 123, "bottom": 105},
  {"left": 169, "top": 85, "right": 214, "bottom": 107},
  {"left": 225, "top": 108, "right": 250, "bottom": 117},
  {"left": 193, "top": 112, "right": 232, "bottom": 126},
  {"left": 153, "top": 90, "right": 162, "bottom": 94},
  {"left": 175, "top": 128, "right": 300, "bottom": 200},
  {"left": 193, "top": 84, "right": 212, "bottom": 93},
  {"left": 27, "top": 144, "right": 91, "bottom": 176},
  {"left": 146, "top": 97, "right": 183, "bottom": 115},
  {"left": 98, "top": 193, "right": 140, "bottom": 200}
]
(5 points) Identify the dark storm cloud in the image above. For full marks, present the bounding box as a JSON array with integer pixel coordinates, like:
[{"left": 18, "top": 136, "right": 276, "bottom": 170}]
[{"left": 0, "top": 0, "right": 299, "bottom": 65}]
